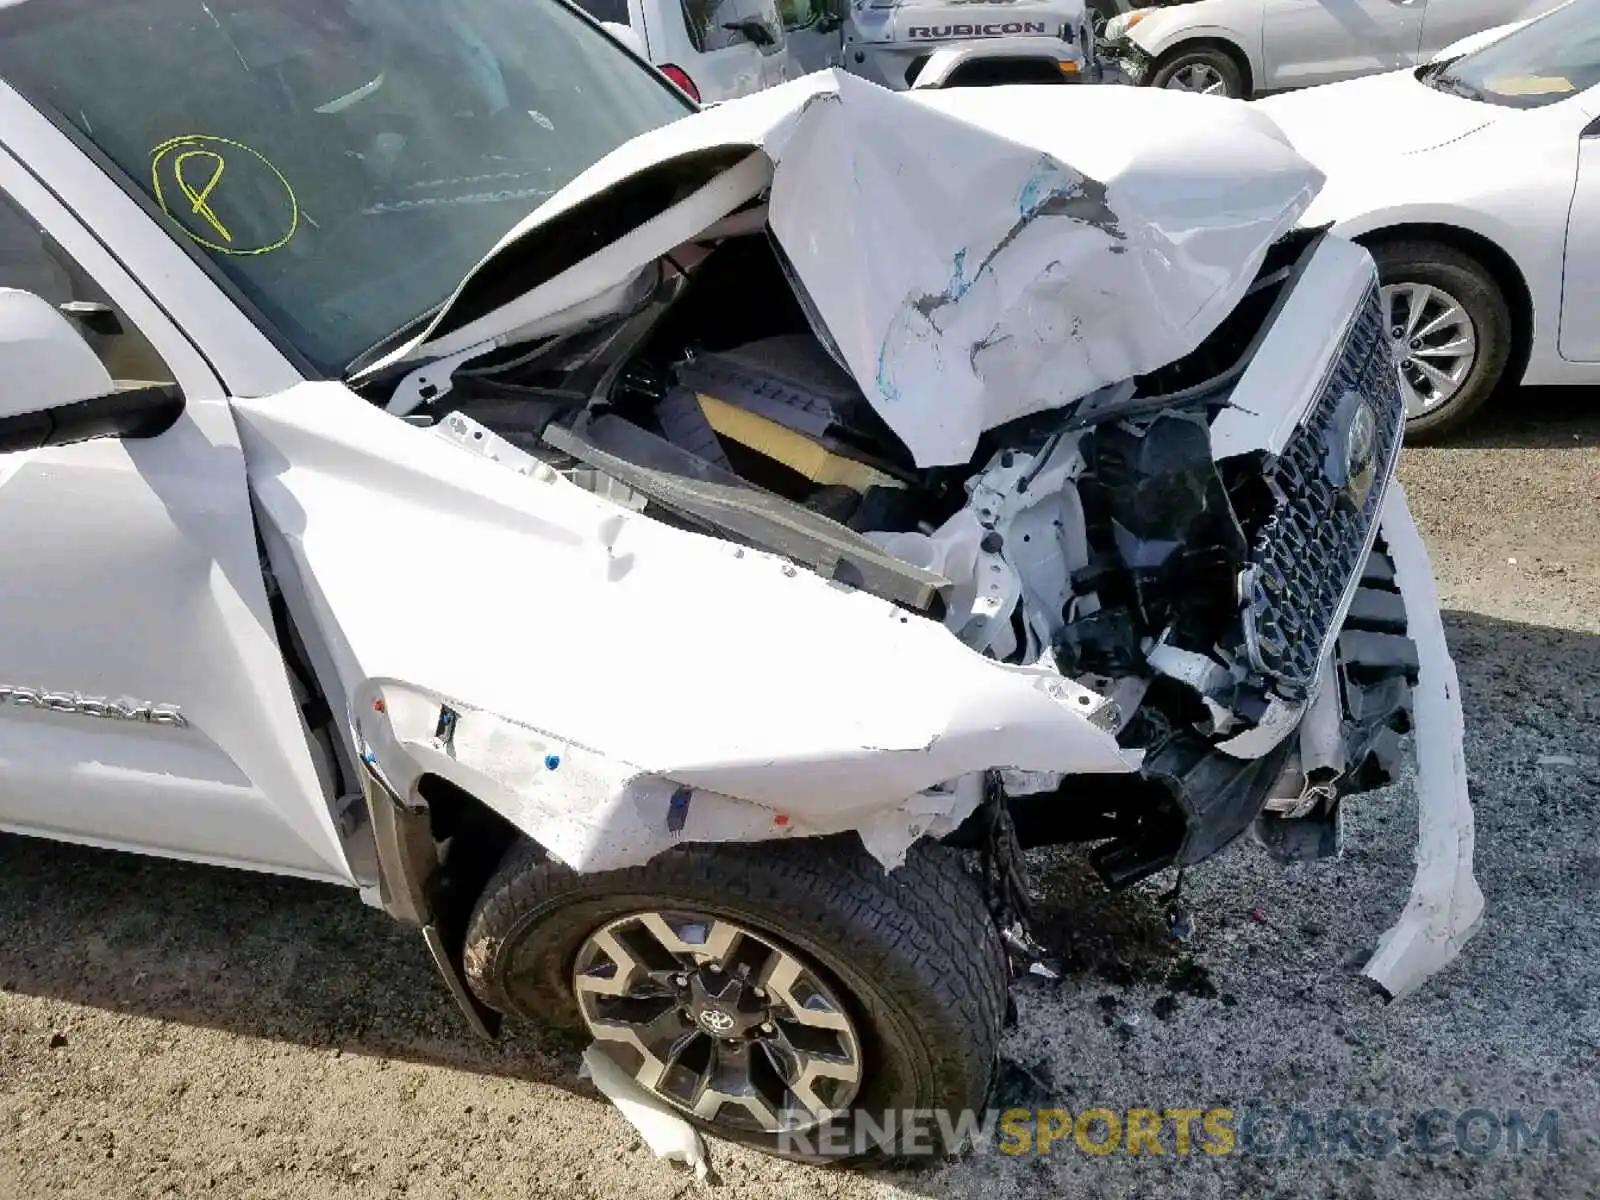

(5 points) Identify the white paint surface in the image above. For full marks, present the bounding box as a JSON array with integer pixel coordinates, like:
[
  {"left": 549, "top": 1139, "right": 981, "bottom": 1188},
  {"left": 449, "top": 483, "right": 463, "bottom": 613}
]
[
  {"left": 581, "top": 1044, "right": 711, "bottom": 1179},
  {"left": 1363, "top": 483, "right": 1485, "bottom": 997}
]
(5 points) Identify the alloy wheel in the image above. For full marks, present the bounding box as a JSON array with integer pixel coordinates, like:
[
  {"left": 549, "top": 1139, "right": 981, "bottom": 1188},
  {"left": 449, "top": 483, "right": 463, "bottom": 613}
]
[
  {"left": 1380, "top": 281, "right": 1479, "bottom": 418},
  {"left": 1163, "top": 62, "right": 1229, "bottom": 94},
  {"left": 572, "top": 910, "right": 864, "bottom": 1133}
]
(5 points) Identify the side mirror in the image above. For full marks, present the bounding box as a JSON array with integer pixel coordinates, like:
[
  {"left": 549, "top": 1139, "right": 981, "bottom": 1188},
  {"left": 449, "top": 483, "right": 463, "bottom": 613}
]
[
  {"left": 600, "top": 20, "right": 648, "bottom": 58},
  {"left": 0, "top": 289, "right": 183, "bottom": 454},
  {"left": 721, "top": 17, "right": 777, "bottom": 45},
  {"left": 60, "top": 299, "right": 124, "bottom": 337}
]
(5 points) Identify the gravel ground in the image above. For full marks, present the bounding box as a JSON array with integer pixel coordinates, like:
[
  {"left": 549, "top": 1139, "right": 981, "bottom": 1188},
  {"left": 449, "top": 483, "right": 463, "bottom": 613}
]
[{"left": 2, "top": 390, "right": 1597, "bottom": 1200}]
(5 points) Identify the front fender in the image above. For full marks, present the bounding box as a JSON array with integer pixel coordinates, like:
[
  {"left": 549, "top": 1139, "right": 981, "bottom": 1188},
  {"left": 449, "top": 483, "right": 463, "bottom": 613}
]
[
  {"left": 1121, "top": 12, "right": 1259, "bottom": 74},
  {"left": 1323, "top": 201, "right": 1561, "bottom": 369},
  {"left": 237, "top": 384, "right": 1135, "bottom": 875},
  {"left": 1321, "top": 202, "right": 1519, "bottom": 252}
]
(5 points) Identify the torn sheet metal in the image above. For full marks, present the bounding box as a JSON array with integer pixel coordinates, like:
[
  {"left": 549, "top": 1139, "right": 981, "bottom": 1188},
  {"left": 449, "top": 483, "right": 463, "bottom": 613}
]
[
  {"left": 581, "top": 1044, "right": 711, "bottom": 1180},
  {"left": 358, "top": 676, "right": 985, "bottom": 874},
  {"left": 1363, "top": 483, "right": 1484, "bottom": 997},
  {"left": 237, "top": 384, "right": 1134, "bottom": 873},
  {"left": 357, "top": 683, "right": 814, "bottom": 874},
  {"left": 382, "top": 71, "right": 1322, "bottom": 466}
]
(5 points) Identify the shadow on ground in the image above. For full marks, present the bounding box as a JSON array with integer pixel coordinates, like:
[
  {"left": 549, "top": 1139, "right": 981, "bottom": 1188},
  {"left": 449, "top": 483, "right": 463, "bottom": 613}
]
[{"left": 1434, "top": 386, "right": 1600, "bottom": 451}]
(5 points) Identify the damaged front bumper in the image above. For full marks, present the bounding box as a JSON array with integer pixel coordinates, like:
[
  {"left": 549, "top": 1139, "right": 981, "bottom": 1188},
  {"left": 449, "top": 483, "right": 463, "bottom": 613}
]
[
  {"left": 990, "top": 487, "right": 1483, "bottom": 998},
  {"left": 1354, "top": 484, "right": 1484, "bottom": 997},
  {"left": 1255, "top": 538, "right": 1420, "bottom": 863},
  {"left": 333, "top": 241, "right": 1479, "bottom": 1002},
  {"left": 239, "top": 77, "right": 1480, "bottom": 1015},
  {"left": 1189, "top": 484, "right": 1482, "bottom": 999},
  {"left": 1251, "top": 485, "right": 1483, "bottom": 999},
  {"left": 1094, "top": 33, "right": 1150, "bottom": 85}
]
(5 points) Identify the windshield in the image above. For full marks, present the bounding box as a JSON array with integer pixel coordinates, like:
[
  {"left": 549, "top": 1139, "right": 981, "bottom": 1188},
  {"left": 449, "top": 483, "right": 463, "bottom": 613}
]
[
  {"left": 1426, "top": 0, "right": 1600, "bottom": 108},
  {"left": 0, "top": 0, "right": 694, "bottom": 373}
]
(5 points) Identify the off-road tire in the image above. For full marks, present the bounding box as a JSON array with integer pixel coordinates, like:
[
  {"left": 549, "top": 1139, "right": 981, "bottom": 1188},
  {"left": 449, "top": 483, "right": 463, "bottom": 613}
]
[
  {"left": 461, "top": 836, "right": 1009, "bottom": 1163},
  {"left": 1370, "top": 239, "right": 1512, "bottom": 442}
]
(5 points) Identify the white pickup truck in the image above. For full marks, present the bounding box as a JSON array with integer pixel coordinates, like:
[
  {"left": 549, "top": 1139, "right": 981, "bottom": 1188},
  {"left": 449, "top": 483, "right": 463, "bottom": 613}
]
[{"left": 0, "top": 0, "right": 1478, "bottom": 1164}]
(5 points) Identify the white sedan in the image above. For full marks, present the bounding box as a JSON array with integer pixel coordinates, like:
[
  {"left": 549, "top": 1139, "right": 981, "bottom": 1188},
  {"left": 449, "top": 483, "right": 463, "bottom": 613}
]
[
  {"left": 1254, "top": 0, "right": 1600, "bottom": 436},
  {"left": 1102, "top": 0, "right": 1529, "bottom": 98}
]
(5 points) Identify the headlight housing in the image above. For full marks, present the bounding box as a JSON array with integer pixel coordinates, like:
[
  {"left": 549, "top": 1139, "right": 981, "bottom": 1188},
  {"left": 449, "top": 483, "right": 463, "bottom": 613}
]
[{"left": 1104, "top": 10, "right": 1153, "bottom": 38}]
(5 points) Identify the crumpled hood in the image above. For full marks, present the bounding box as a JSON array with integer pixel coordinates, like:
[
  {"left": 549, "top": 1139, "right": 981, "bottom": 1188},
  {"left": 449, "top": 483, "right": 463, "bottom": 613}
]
[
  {"left": 1257, "top": 69, "right": 1499, "bottom": 168},
  {"left": 386, "top": 71, "right": 1323, "bottom": 467}
]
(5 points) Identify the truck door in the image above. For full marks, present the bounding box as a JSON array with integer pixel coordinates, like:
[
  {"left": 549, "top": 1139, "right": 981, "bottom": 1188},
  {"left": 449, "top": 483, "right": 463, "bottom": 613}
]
[
  {"left": 1262, "top": 0, "right": 1426, "bottom": 91},
  {"left": 0, "top": 152, "right": 354, "bottom": 883},
  {"left": 681, "top": 0, "right": 791, "bottom": 100},
  {"left": 1560, "top": 111, "right": 1600, "bottom": 362}
]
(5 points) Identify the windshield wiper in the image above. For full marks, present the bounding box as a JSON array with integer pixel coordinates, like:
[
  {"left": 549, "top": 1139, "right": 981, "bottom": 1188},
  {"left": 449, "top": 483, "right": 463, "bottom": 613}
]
[
  {"left": 1418, "top": 57, "right": 1486, "bottom": 102},
  {"left": 1427, "top": 71, "right": 1488, "bottom": 102},
  {"left": 1417, "top": 54, "right": 1461, "bottom": 81}
]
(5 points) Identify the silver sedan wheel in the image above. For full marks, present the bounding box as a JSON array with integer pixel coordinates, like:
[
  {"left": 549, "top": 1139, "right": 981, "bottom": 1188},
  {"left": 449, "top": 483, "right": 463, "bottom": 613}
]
[
  {"left": 1163, "top": 62, "right": 1229, "bottom": 94},
  {"left": 1381, "top": 281, "right": 1479, "bottom": 418},
  {"left": 573, "top": 911, "right": 864, "bottom": 1134}
]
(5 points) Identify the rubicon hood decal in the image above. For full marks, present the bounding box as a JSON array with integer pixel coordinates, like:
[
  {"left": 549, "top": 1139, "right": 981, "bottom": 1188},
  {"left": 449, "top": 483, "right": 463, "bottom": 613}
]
[{"left": 385, "top": 72, "right": 1323, "bottom": 467}]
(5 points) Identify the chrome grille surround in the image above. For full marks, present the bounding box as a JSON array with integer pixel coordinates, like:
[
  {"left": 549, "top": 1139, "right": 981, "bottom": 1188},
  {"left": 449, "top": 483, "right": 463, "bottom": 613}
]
[{"left": 1239, "top": 283, "right": 1405, "bottom": 699}]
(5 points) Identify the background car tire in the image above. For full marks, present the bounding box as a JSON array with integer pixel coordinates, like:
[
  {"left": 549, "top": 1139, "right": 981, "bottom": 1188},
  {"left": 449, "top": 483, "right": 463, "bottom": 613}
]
[
  {"left": 1370, "top": 239, "right": 1512, "bottom": 442},
  {"left": 462, "top": 836, "right": 1009, "bottom": 1162},
  {"left": 1149, "top": 46, "right": 1245, "bottom": 97}
]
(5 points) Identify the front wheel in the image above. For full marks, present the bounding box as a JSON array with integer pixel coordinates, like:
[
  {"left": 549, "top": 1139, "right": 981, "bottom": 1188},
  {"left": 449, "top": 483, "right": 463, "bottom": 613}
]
[
  {"left": 1149, "top": 46, "right": 1244, "bottom": 96},
  {"left": 1370, "top": 239, "right": 1512, "bottom": 442},
  {"left": 461, "top": 837, "right": 1009, "bottom": 1162}
]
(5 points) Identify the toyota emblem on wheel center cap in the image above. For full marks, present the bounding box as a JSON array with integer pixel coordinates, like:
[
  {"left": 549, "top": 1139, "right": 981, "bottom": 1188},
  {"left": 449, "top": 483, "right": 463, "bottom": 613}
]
[{"left": 697, "top": 1008, "right": 737, "bottom": 1035}]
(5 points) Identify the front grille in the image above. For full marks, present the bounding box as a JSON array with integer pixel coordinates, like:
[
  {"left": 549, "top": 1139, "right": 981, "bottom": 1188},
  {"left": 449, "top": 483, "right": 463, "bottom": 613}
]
[{"left": 1239, "top": 284, "right": 1404, "bottom": 698}]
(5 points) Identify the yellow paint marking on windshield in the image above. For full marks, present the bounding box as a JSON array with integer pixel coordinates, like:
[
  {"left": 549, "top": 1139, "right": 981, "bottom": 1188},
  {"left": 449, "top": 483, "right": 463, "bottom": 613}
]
[
  {"left": 150, "top": 134, "right": 299, "bottom": 256},
  {"left": 173, "top": 150, "right": 232, "bottom": 243}
]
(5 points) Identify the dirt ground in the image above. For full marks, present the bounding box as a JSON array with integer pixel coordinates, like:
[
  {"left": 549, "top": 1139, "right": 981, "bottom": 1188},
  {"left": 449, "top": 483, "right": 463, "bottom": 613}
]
[{"left": 2, "top": 389, "right": 1597, "bottom": 1200}]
